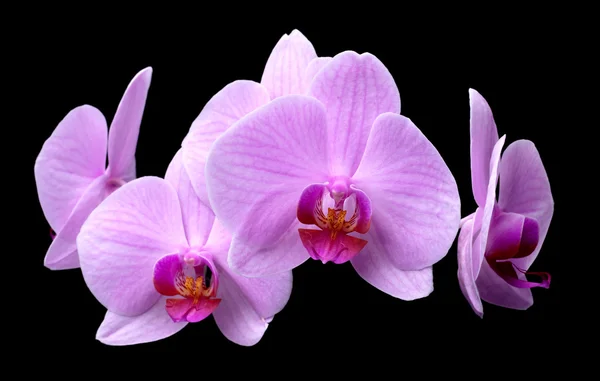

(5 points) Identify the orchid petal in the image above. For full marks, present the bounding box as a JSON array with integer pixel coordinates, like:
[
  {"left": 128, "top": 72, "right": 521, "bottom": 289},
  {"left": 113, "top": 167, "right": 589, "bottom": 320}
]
[
  {"left": 203, "top": 218, "right": 232, "bottom": 254},
  {"left": 44, "top": 176, "right": 108, "bottom": 270},
  {"left": 351, "top": 224, "right": 433, "bottom": 301},
  {"left": 469, "top": 89, "right": 500, "bottom": 207},
  {"left": 456, "top": 215, "right": 483, "bottom": 317},
  {"left": 475, "top": 135, "right": 506, "bottom": 278},
  {"left": 78, "top": 177, "right": 188, "bottom": 316},
  {"left": 459, "top": 212, "right": 476, "bottom": 228},
  {"left": 182, "top": 80, "right": 271, "bottom": 207},
  {"left": 228, "top": 225, "right": 310, "bottom": 277},
  {"left": 352, "top": 113, "right": 460, "bottom": 270},
  {"left": 205, "top": 95, "right": 329, "bottom": 276},
  {"left": 34, "top": 105, "right": 107, "bottom": 233},
  {"left": 208, "top": 220, "right": 293, "bottom": 346},
  {"left": 212, "top": 270, "right": 291, "bottom": 346},
  {"left": 309, "top": 51, "right": 401, "bottom": 177},
  {"left": 498, "top": 140, "right": 554, "bottom": 270},
  {"left": 476, "top": 258, "right": 533, "bottom": 310},
  {"left": 260, "top": 29, "right": 317, "bottom": 98},
  {"left": 304, "top": 57, "right": 332, "bottom": 89},
  {"left": 96, "top": 297, "right": 187, "bottom": 346},
  {"left": 165, "top": 149, "right": 214, "bottom": 247},
  {"left": 106, "top": 67, "right": 152, "bottom": 182},
  {"left": 206, "top": 216, "right": 301, "bottom": 285}
]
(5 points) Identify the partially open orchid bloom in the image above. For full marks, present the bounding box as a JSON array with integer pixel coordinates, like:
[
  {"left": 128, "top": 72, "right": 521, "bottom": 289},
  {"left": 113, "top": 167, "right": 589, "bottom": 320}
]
[
  {"left": 457, "top": 89, "right": 554, "bottom": 317},
  {"left": 204, "top": 51, "right": 461, "bottom": 301},
  {"left": 77, "top": 149, "right": 292, "bottom": 346},
  {"left": 34, "top": 67, "right": 152, "bottom": 270},
  {"left": 182, "top": 29, "right": 331, "bottom": 209}
]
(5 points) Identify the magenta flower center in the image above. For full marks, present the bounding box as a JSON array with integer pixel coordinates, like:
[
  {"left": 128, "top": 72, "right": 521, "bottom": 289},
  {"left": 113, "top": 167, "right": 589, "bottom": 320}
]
[
  {"left": 153, "top": 250, "right": 221, "bottom": 323},
  {"left": 296, "top": 177, "right": 372, "bottom": 265}
]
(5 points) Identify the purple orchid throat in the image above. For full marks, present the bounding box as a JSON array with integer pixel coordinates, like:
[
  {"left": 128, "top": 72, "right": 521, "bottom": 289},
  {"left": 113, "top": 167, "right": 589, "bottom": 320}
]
[
  {"left": 153, "top": 251, "right": 221, "bottom": 323},
  {"left": 484, "top": 210, "right": 550, "bottom": 289},
  {"left": 297, "top": 177, "right": 372, "bottom": 264},
  {"left": 35, "top": 67, "right": 153, "bottom": 270}
]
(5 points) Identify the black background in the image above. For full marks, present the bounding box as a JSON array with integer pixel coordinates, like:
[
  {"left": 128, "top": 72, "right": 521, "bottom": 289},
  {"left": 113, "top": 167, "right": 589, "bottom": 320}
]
[{"left": 22, "top": 13, "right": 562, "bottom": 361}]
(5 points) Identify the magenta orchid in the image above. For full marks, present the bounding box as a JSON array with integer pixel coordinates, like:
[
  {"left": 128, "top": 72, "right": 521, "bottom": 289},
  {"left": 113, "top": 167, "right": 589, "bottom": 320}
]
[
  {"left": 203, "top": 51, "right": 461, "bottom": 300},
  {"left": 76, "top": 149, "right": 292, "bottom": 346},
  {"left": 34, "top": 67, "right": 152, "bottom": 270},
  {"left": 457, "top": 89, "right": 554, "bottom": 317},
  {"left": 182, "top": 29, "right": 331, "bottom": 210}
]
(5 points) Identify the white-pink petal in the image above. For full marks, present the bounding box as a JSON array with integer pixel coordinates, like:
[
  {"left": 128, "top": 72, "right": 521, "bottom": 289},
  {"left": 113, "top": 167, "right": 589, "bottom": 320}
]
[
  {"left": 106, "top": 67, "right": 153, "bottom": 182},
  {"left": 44, "top": 176, "right": 109, "bottom": 270},
  {"left": 96, "top": 297, "right": 187, "bottom": 346},
  {"left": 260, "top": 29, "right": 317, "bottom": 99},
  {"left": 308, "top": 51, "right": 401, "bottom": 177},
  {"left": 351, "top": 224, "right": 434, "bottom": 301},
  {"left": 456, "top": 214, "right": 484, "bottom": 317},
  {"left": 34, "top": 105, "right": 107, "bottom": 233},
  {"left": 165, "top": 148, "right": 215, "bottom": 247},
  {"left": 182, "top": 80, "right": 271, "bottom": 208},
  {"left": 475, "top": 135, "right": 506, "bottom": 278},
  {"left": 469, "top": 88, "right": 500, "bottom": 207},
  {"left": 304, "top": 57, "right": 332, "bottom": 89},
  {"left": 78, "top": 177, "right": 188, "bottom": 316},
  {"left": 352, "top": 113, "right": 461, "bottom": 270}
]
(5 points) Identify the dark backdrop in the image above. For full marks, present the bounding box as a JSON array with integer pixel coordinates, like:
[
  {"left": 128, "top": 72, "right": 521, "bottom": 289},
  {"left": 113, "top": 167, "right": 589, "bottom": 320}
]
[{"left": 24, "top": 14, "right": 561, "bottom": 359}]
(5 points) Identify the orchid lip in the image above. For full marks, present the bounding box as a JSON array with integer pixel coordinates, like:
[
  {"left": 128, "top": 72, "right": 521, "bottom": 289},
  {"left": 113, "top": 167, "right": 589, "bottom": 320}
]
[
  {"left": 485, "top": 211, "right": 551, "bottom": 289},
  {"left": 153, "top": 251, "right": 221, "bottom": 323},
  {"left": 489, "top": 259, "right": 551, "bottom": 289}
]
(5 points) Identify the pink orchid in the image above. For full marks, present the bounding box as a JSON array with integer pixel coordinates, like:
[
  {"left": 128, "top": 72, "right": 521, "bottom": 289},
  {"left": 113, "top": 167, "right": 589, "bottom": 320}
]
[
  {"left": 457, "top": 89, "right": 554, "bottom": 317},
  {"left": 76, "top": 149, "right": 292, "bottom": 346},
  {"left": 204, "top": 51, "right": 461, "bottom": 301},
  {"left": 34, "top": 67, "right": 152, "bottom": 270},
  {"left": 182, "top": 29, "right": 331, "bottom": 209}
]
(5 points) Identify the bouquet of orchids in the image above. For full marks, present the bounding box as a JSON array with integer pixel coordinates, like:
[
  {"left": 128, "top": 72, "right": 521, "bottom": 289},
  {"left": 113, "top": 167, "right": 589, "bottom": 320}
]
[{"left": 35, "top": 30, "right": 554, "bottom": 346}]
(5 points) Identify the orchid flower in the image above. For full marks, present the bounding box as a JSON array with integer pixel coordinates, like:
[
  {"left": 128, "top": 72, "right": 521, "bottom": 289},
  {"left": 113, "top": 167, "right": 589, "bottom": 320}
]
[
  {"left": 457, "top": 89, "right": 553, "bottom": 317},
  {"left": 76, "top": 149, "right": 292, "bottom": 346},
  {"left": 34, "top": 67, "right": 152, "bottom": 270},
  {"left": 203, "top": 51, "right": 461, "bottom": 301},
  {"left": 182, "top": 29, "right": 330, "bottom": 209}
]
